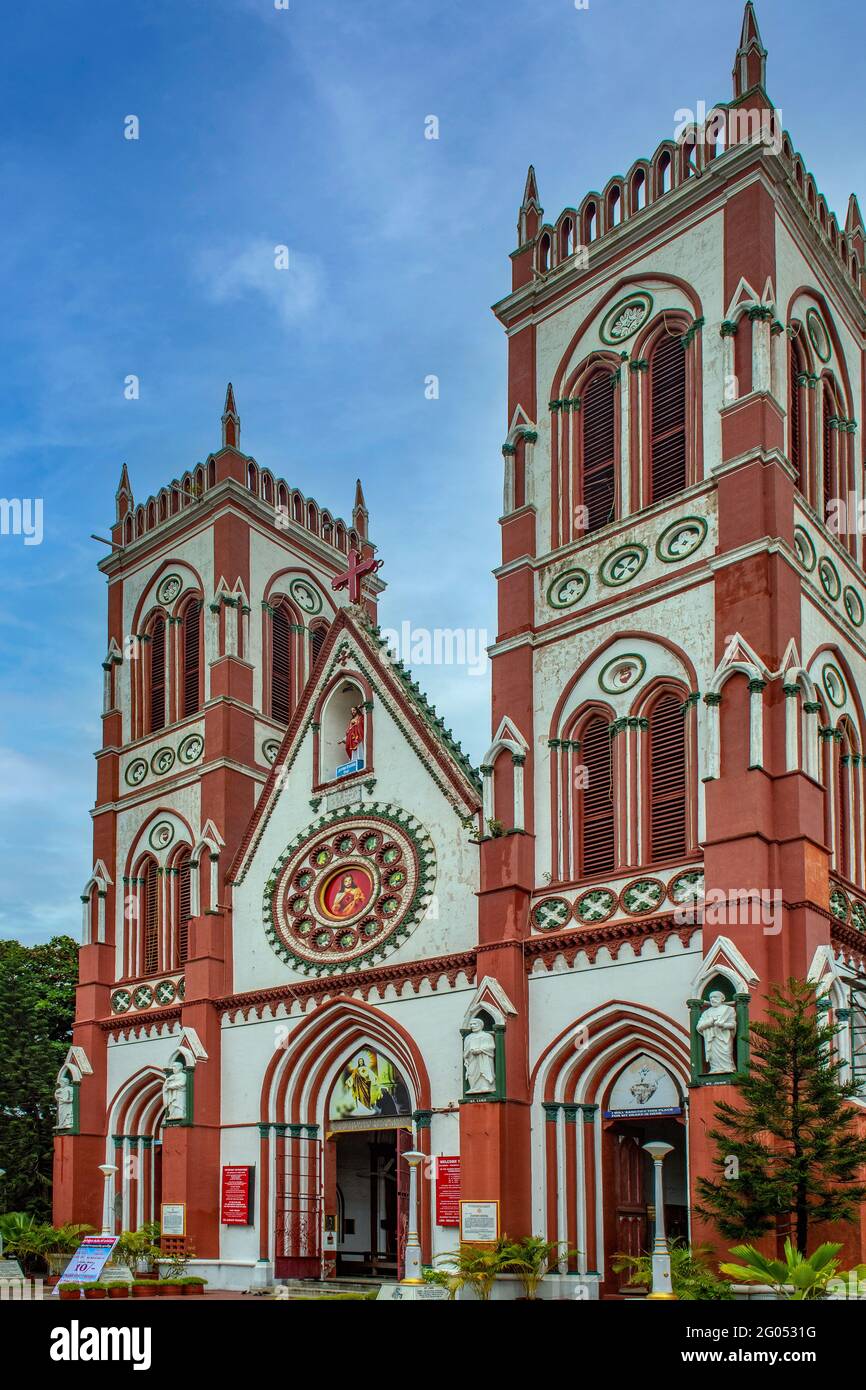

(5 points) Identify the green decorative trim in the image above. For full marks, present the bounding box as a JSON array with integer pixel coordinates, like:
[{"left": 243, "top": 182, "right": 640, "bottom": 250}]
[
  {"left": 655, "top": 515, "right": 708, "bottom": 564},
  {"left": 843, "top": 585, "right": 865, "bottom": 627},
  {"left": 262, "top": 739, "right": 281, "bottom": 765},
  {"left": 806, "top": 306, "right": 831, "bottom": 363},
  {"left": 747, "top": 304, "right": 774, "bottom": 322},
  {"left": 599, "top": 291, "right": 653, "bottom": 346},
  {"left": 822, "top": 662, "right": 847, "bottom": 708},
  {"left": 575, "top": 887, "right": 616, "bottom": 924},
  {"left": 547, "top": 567, "right": 590, "bottom": 610},
  {"left": 413, "top": 1109, "right": 433, "bottom": 1130},
  {"left": 563, "top": 1103, "right": 579, "bottom": 1123},
  {"left": 704, "top": 691, "right": 722, "bottom": 707},
  {"left": 793, "top": 525, "right": 817, "bottom": 572},
  {"left": 598, "top": 652, "right": 646, "bottom": 695},
  {"left": 150, "top": 747, "right": 176, "bottom": 777},
  {"left": 549, "top": 397, "right": 581, "bottom": 412},
  {"left": 719, "top": 320, "right": 739, "bottom": 337},
  {"left": 680, "top": 315, "right": 705, "bottom": 348},
  {"left": 157, "top": 574, "right": 184, "bottom": 606},
  {"left": 620, "top": 876, "right": 665, "bottom": 916},
  {"left": 289, "top": 578, "right": 323, "bottom": 615},
  {"left": 542, "top": 1102, "right": 561, "bottom": 1122},
  {"left": 629, "top": 358, "right": 649, "bottom": 373},
  {"left": 747, "top": 679, "right": 766, "bottom": 694},
  {"left": 501, "top": 444, "right": 516, "bottom": 456},
  {"left": 531, "top": 897, "right": 573, "bottom": 932},
  {"left": 818, "top": 556, "right": 842, "bottom": 601},
  {"left": 782, "top": 683, "right": 801, "bottom": 698},
  {"left": 802, "top": 700, "right": 821, "bottom": 715},
  {"left": 125, "top": 758, "right": 148, "bottom": 788},
  {"left": 148, "top": 820, "right": 175, "bottom": 851},
  {"left": 581, "top": 1104, "right": 598, "bottom": 1124},
  {"left": 178, "top": 733, "right": 204, "bottom": 765},
  {"left": 599, "top": 543, "right": 648, "bottom": 588}
]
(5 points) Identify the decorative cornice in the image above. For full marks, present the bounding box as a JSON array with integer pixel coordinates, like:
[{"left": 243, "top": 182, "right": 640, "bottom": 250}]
[{"left": 524, "top": 914, "right": 696, "bottom": 969}]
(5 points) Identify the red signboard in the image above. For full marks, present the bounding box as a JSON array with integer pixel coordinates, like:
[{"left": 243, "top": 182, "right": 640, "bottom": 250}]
[
  {"left": 435, "top": 1156, "right": 460, "bottom": 1226},
  {"left": 221, "top": 1165, "right": 254, "bottom": 1225}
]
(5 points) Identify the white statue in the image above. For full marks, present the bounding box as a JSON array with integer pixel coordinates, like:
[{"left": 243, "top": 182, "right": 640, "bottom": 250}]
[
  {"left": 162, "top": 1060, "right": 188, "bottom": 1121},
  {"left": 463, "top": 1017, "right": 497, "bottom": 1094},
  {"left": 55, "top": 1078, "right": 74, "bottom": 1131},
  {"left": 697, "top": 990, "right": 737, "bottom": 1074}
]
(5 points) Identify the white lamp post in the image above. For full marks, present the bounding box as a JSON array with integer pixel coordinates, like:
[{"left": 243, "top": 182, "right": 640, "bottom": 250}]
[
  {"left": 642, "top": 1142, "right": 677, "bottom": 1300},
  {"left": 98, "top": 1164, "right": 118, "bottom": 1237},
  {"left": 400, "top": 1150, "right": 426, "bottom": 1286}
]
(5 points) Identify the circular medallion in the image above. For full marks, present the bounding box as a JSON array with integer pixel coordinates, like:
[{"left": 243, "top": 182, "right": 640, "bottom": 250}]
[
  {"left": 177, "top": 976, "right": 186, "bottom": 1000},
  {"left": 148, "top": 821, "right": 175, "bottom": 851},
  {"left": 262, "top": 739, "right": 281, "bottom": 765},
  {"left": 822, "top": 663, "right": 846, "bottom": 708},
  {"left": 155, "top": 978, "right": 177, "bottom": 1005},
  {"left": 264, "top": 805, "right": 435, "bottom": 975},
  {"left": 818, "top": 557, "right": 841, "bottom": 601},
  {"left": 601, "top": 543, "right": 647, "bottom": 587},
  {"left": 150, "top": 747, "right": 176, "bottom": 776},
  {"left": 111, "top": 988, "right": 131, "bottom": 1014},
  {"left": 178, "top": 733, "right": 204, "bottom": 764},
  {"left": 157, "top": 574, "right": 184, "bottom": 605},
  {"left": 806, "top": 307, "right": 831, "bottom": 363},
  {"left": 133, "top": 984, "right": 154, "bottom": 1010},
  {"left": 530, "top": 897, "right": 572, "bottom": 932},
  {"left": 656, "top": 516, "right": 708, "bottom": 564},
  {"left": 620, "top": 876, "right": 665, "bottom": 915},
  {"left": 290, "top": 578, "right": 323, "bottom": 615},
  {"left": 598, "top": 653, "right": 646, "bottom": 695},
  {"left": 574, "top": 888, "right": 617, "bottom": 924},
  {"left": 125, "top": 758, "right": 148, "bottom": 787},
  {"left": 851, "top": 900, "right": 866, "bottom": 933},
  {"left": 843, "top": 586, "right": 864, "bottom": 627},
  {"left": 599, "top": 291, "right": 653, "bottom": 346},
  {"left": 793, "top": 525, "right": 816, "bottom": 572},
  {"left": 668, "top": 870, "right": 704, "bottom": 906},
  {"left": 829, "top": 887, "right": 850, "bottom": 923},
  {"left": 547, "top": 567, "right": 590, "bottom": 610}
]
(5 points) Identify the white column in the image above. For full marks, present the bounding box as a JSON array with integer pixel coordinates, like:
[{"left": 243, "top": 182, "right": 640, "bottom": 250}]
[
  {"left": 401, "top": 1151, "right": 425, "bottom": 1285},
  {"left": 783, "top": 684, "right": 801, "bottom": 772},
  {"left": 702, "top": 694, "right": 721, "bottom": 780},
  {"left": 99, "top": 1164, "right": 118, "bottom": 1236},
  {"left": 512, "top": 755, "right": 525, "bottom": 832},
  {"left": 748, "top": 679, "right": 765, "bottom": 769}
]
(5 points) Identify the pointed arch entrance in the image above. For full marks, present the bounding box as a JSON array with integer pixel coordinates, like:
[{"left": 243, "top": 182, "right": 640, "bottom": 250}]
[{"left": 260, "top": 997, "right": 432, "bottom": 1281}]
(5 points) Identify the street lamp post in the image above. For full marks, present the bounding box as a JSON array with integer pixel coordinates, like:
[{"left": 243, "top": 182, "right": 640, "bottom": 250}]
[
  {"left": 642, "top": 1142, "right": 677, "bottom": 1300},
  {"left": 98, "top": 1164, "right": 118, "bottom": 1237},
  {"left": 400, "top": 1150, "right": 426, "bottom": 1286}
]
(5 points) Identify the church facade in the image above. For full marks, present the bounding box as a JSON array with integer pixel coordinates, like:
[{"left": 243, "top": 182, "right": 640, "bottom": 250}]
[{"left": 54, "top": 6, "right": 866, "bottom": 1294}]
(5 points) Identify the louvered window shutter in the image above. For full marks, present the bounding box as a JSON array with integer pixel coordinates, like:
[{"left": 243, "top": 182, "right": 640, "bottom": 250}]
[
  {"left": 182, "top": 602, "right": 201, "bottom": 718},
  {"left": 310, "top": 623, "right": 327, "bottom": 668},
  {"left": 822, "top": 388, "right": 834, "bottom": 512},
  {"left": 581, "top": 372, "right": 616, "bottom": 533},
  {"left": 579, "top": 715, "right": 615, "bottom": 876},
  {"left": 271, "top": 604, "right": 291, "bottom": 724},
  {"left": 149, "top": 618, "right": 166, "bottom": 733},
  {"left": 650, "top": 335, "right": 686, "bottom": 502},
  {"left": 144, "top": 860, "right": 159, "bottom": 975},
  {"left": 177, "top": 852, "right": 191, "bottom": 966},
  {"left": 649, "top": 694, "right": 687, "bottom": 862},
  {"left": 789, "top": 350, "right": 802, "bottom": 490}
]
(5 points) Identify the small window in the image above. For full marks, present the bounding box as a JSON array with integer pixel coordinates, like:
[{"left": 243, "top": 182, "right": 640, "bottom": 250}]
[
  {"left": 271, "top": 603, "right": 292, "bottom": 724},
  {"left": 149, "top": 617, "right": 166, "bottom": 733}
]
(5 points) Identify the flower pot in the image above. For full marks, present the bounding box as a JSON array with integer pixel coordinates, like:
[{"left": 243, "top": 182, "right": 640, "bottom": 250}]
[
  {"left": 59, "top": 1289, "right": 80, "bottom": 1301},
  {"left": 44, "top": 1276, "right": 60, "bottom": 1289},
  {"left": 133, "top": 1284, "right": 157, "bottom": 1298},
  {"left": 185, "top": 1284, "right": 205, "bottom": 1295},
  {"left": 84, "top": 1288, "right": 107, "bottom": 1300},
  {"left": 108, "top": 1286, "right": 129, "bottom": 1299}
]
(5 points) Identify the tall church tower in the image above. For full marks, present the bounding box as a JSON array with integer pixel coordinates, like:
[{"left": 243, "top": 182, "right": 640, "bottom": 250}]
[
  {"left": 54, "top": 388, "right": 381, "bottom": 1246},
  {"left": 486, "top": 1, "right": 866, "bottom": 1273}
]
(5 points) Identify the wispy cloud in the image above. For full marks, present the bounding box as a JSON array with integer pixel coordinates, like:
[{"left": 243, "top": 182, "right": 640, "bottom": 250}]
[{"left": 194, "top": 240, "right": 325, "bottom": 326}]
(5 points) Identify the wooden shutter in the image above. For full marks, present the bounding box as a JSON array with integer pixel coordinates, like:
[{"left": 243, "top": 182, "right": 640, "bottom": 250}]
[
  {"left": 144, "top": 860, "right": 159, "bottom": 975},
  {"left": 789, "top": 349, "right": 802, "bottom": 490},
  {"left": 822, "top": 387, "right": 835, "bottom": 513},
  {"left": 271, "top": 604, "right": 291, "bottom": 723},
  {"left": 182, "top": 602, "right": 201, "bottom": 718},
  {"left": 177, "top": 852, "right": 191, "bottom": 966},
  {"left": 310, "top": 622, "right": 327, "bottom": 669},
  {"left": 650, "top": 335, "right": 686, "bottom": 502},
  {"left": 581, "top": 372, "right": 616, "bottom": 533},
  {"left": 149, "top": 617, "right": 166, "bottom": 733},
  {"left": 649, "top": 694, "right": 687, "bottom": 862},
  {"left": 579, "top": 716, "right": 615, "bottom": 876}
]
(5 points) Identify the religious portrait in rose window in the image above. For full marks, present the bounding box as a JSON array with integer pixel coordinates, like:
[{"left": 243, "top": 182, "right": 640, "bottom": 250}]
[{"left": 319, "top": 866, "right": 374, "bottom": 921}]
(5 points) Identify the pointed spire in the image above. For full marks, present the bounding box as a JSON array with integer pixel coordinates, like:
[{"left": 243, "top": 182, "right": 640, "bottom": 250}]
[
  {"left": 115, "top": 462, "right": 133, "bottom": 521},
  {"left": 353, "top": 478, "right": 369, "bottom": 540},
  {"left": 222, "top": 382, "right": 240, "bottom": 449},
  {"left": 845, "top": 193, "right": 864, "bottom": 239},
  {"left": 518, "top": 164, "right": 543, "bottom": 247},
  {"left": 733, "top": 2, "right": 767, "bottom": 99}
]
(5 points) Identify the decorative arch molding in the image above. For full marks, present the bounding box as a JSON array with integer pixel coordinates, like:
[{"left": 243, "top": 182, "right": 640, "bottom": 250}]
[
  {"left": 691, "top": 935, "right": 759, "bottom": 999},
  {"left": 501, "top": 405, "right": 539, "bottom": 515},
  {"left": 549, "top": 629, "right": 699, "bottom": 739},
  {"left": 532, "top": 1000, "right": 690, "bottom": 1103},
  {"left": 130, "top": 558, "right": 206, "bottom": 637},
  {"left": 190, "top": 819, "right": 225, "bottom": 917},
  {"left": 81, "top": 861, "right": 113, "bottom": 945},
  {"left": 481, "top": 717, "right": 529, "bottom": 831},
  {"left": 704, "top": 633, "right": 771, "bottom": 779}
]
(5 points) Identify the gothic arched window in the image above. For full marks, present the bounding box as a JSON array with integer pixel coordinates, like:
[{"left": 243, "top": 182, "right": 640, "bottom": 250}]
[
  {"left": 181, "top": 599, "right": 202, "bottom": 718},
  {"left": 149, "top": 616, "right": 166, "bottom": 733},
  {"left": 175, "top": 849, "right": 192, "bottom": 966},
  {"left": 578, "top": 714, "right": 615, "bottom": 876},
  {"left": 271, "top": 602, "right": 292, "bottom": 724},
  {"left": 647, "top": 691, "right": 688, "bottom": 862},
  {"left": 579, "top": 370, "right": 616, "bottom": 534},
  {"left": 143, "top": 857, "right": 159, "bottom": 976}
]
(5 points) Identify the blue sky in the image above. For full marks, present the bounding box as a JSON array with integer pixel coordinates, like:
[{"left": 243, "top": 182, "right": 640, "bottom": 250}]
[{"left": 0, "top": 0, "right": 862, "bottom": 944}]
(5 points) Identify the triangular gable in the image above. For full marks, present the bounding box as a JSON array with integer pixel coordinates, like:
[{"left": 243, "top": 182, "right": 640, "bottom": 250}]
[
  {"left": 462, "top": 976, "right": 518, "bottom": 1028},
  {"left": 691, "top": 935, "right": 759, "bottom": 997},
  {"left": 228, "top": 608, "right": 481, "bottom": 884}
]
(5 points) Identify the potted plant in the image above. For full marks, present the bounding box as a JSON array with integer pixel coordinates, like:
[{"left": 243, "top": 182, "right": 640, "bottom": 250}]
[
  {"left": 435, "top": 1244, "right": 504, "bottom": 1300},
  {"left": 158, "top": 1278, "right": 182, "bottom": 1296},
  {"left": 44, "top": 1223, "right": 96, "bottom": 1283},
  {"left": 497, "top": 1235, "right": 573, "bottom": 1300},
  {"left": 58, "top": 1282, "right": 81, "bottom": 1302},
  {"left": 720, "top": 1239, "right": 846, "bottom": 1301},
  {"left": 132, "top": 1279, "right": 158, "bottom": 1299},
  {"left": 114, "top": 1223, "right": 161, "bottom": 1281},
  {"left": 105, "top": 1281, "right": 130, "bottom": 1300},
  {"left": 181, "top": 1276, "right": 207, "bottom": 1297},
  {"left": 614, "top": 1240, "right": 735, "bottom": 1300},
  {"left": 83, "top": 1281, "right": 107, "bottom": 1300}
]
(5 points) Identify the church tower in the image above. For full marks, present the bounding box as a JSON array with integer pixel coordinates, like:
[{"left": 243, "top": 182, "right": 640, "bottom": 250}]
[
  {"left": 487, "top": 1, "right": 866, "bottom": 1278},
  {"left": 54, "top": 389, "right": 382, "bottom": 1252}
]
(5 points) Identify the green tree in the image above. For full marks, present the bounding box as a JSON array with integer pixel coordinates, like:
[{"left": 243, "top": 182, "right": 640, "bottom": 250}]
[
  {"left": 697, "top": 978, "right": 866, "bottom": 1251},
  {"left": 0, "top": 936, "right": 78, "bottom": 1219}
]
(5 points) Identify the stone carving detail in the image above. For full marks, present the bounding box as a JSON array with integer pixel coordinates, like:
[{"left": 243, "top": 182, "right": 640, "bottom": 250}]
[
  {"left": 697, "top": 990, "right": 737, "bottom": 1073},
  {"left": 55, "top": 1078, "right": 75, "bottom": 1131},
  {"left": 162, "top": 1059, "right": 188, "bottom": 1122},
  {"left": 463, "top": 1017, "right": 496, "bottom": 1094}
]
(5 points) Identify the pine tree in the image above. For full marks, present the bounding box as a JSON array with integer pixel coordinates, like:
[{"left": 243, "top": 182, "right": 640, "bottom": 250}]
[{"left": 696, "top": 978, "right": 866, "bottom": 1252}]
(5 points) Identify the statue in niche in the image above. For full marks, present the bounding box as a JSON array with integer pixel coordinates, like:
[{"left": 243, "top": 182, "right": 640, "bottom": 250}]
[
  {"left": 162, "top": 1059, "right": 188, "bottom": 1122},
  {"left": 697, "top": 990, "right": 737, "bottom": 1074},
  {"left": 54, "top": 1077, "right": 75, "bottom": 1131},
  {"left": 344, "top": 704, "right": 365, "bottom": 763},
  {"left": 463, "top": 1016, "right": 497, "bottom": 1094}
]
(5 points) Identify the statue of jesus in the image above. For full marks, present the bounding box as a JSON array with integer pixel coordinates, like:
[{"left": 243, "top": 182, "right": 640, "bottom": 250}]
[{"left": 344, "top": 705, "right": 364, "bottom": 762}]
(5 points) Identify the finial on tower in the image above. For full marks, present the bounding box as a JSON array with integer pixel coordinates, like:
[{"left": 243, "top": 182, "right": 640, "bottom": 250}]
[
  {"left": 115, "top": 462, "right": 133, "bottom": 521},
  {"left": 222, "top": 382, "right": 240, "bottom": 449},
  {"left": 733, "top": 2, "right": 767, "bottom": 99},
  {"left": 518, "top": 165, "right": 543, "bottom": 246},
  {"left": 353, "top": 478, "right": 369, "bottom": 540}
]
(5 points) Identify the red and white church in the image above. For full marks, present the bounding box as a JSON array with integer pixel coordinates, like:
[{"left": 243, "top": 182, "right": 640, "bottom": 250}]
[{"left": 54, "top": 6, "right": 866, "bottom": 1294}]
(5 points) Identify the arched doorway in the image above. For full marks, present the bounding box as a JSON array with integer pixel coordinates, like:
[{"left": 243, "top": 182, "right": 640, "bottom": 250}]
[{"left": 600, "top": 1054, "right": 687, "bottom": 1297}]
